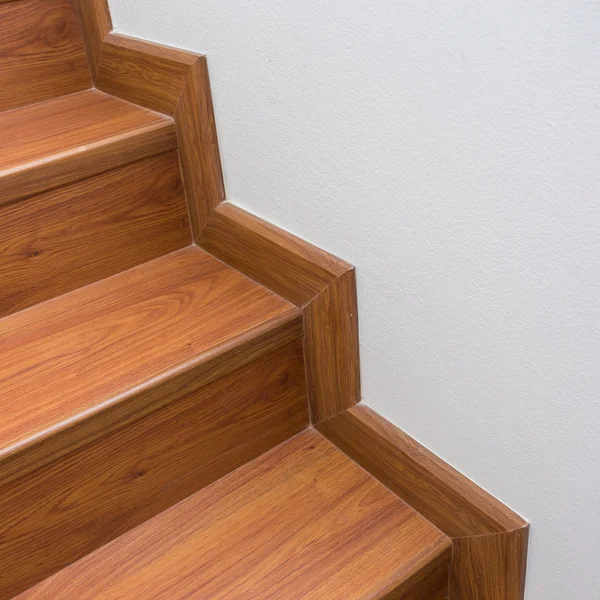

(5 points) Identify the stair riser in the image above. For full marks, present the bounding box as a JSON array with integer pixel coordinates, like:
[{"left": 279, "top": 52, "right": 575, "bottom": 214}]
[
  {"left": 0, "top": 339, "right": 308, "bottom": 599},
  {"left": 0, "top": 0, "right": 91, "bottom": 112},
  {"left": 0, "top": 151, "right": 190, "bottom": 318}
]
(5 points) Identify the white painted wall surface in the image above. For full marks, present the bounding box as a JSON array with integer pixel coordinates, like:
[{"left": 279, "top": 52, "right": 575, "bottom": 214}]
[{"left": 109, "top": 1, "right": 599, "bottom": 597}]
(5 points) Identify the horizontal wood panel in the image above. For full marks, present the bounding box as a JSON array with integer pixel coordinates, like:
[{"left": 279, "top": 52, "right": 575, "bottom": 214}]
[
  {"left": 304, "top": 269, "right": 361, "bottom": 422},
  {"left": 199, "top": 203, "right": 351, "bottom": 306},
  {"left": 97, "top": 33, "right": 196, "bottom": 115},
  {"left": 0, "top": 0, "right": 91, "bottom": 111},
  {"left": 0, "top": 246, "right": 300, "bottom": 459},
  {"left": 17, "top": 430, "right": 451, "bottom": 600},
  {"left": 2, "top": 340, "right": 309, "bottom": 599},
  {"left": 0, "top": 89, "right": 177, "bottom": 205},
  {"left": 0, "top": 151, "right": 191, "bottom": 317}
]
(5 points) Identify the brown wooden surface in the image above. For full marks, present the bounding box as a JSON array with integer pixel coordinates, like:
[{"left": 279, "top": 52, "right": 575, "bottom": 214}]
[
  {"left": 451, "top": 528, "right": 529, "bottom": 600},
  {"left": 0, "top": 0, "right": 91, "bottom": 112},
  {"left": 0, "top": 151, "right": 190, "bottom": 317},
  {"left": 73, "top": 0, "right": 112, "bottom": 80},
  {"left": 199, "top": 203, "right": 351, "bottom": 306},
  {"left": 318, "top": 404, "right": 529, "bottom": 599},
  {"left": 0, "top": 89, "right": 177, "bottom": 206},
  {"left": 97, "top": 33, "right": 196, "bottom": 115},
  {"left": 199, "top": 203, "right": 360, "bottom": 422},
  {"left": 0, "top": 245, "right": 299, "bottom": 463},
  {"left": 304, "top": 268, "right": 361, "bottom": 422},
  {"left": 176, "top": 56, "right": 225, "bottom": 236},
  {"left": 17, "top": 430, "right": 451, "bottom": 600},
  {"left": 1, "top": 340, "right": 309, "bottom": 599}
]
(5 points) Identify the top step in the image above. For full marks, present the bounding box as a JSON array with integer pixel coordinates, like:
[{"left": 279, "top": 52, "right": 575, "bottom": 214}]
[{"left": 0, "top": 89, "right": 177, "bottom": 205}]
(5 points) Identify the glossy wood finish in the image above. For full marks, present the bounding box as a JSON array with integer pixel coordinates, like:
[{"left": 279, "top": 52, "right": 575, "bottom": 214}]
[
  {"left": 1, "top": 340, "right": 308, "bottom": 599},
  {"left": 0, "top": 0, "right": 91, "bottom": 112},
  {"left": 318, "top": 404, "right": 529, "bottom": 599},
  {"left": 73, "top": 0, "right": 111, "bottom": 79},
  {"left": 0, "top": 246, "right": 301, "bottom": 483},
  {"left": 0, "top": 89, "right": 177, "bottom": 206},
  {"left": 0, "top": 151, "right": 190, "bottom": 317},
  {"left": 200, "top": 203, "right": 360, "bottom": 422},
  {"left": 97, "top": 33, "right": 196, "bottom": 115},
  {"left": 199, "top": 202, "right": 351, "bottom": 306},
  {"left": 17, "top": 430, "right": 452, "bottom": 600},
  {"left": 175, "top": 54, "right": 225, "bottom": 236},
  {"left": 95, "top": 32, "right": 225, "bottom": 236}
]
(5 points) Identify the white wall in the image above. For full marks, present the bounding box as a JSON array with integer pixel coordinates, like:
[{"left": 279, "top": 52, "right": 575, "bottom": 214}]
[{"left": 109, "top": 1, "right": 600, "bottom": 597}]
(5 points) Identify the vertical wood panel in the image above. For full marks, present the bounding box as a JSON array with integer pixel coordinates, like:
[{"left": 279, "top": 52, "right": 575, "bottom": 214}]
[
  {"left": 73, "top": 0, "right": 111, "bottom": 79},
  {"left": 175, "top": 56, "right": 225, "bottom": 237},
  {"left": 0, "top": 0, "right": 91, "bottom": 112},
  {"left": 304, "top": 269, "right": 361, "bottom": 422},
  {"left": 0, "top": 151, "right": 191, "bottom": 317}
]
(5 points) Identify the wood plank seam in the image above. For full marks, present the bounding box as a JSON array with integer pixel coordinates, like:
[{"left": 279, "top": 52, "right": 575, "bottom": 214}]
[{"left": 317, "top": 403, "right": 529, "bottom": 600}]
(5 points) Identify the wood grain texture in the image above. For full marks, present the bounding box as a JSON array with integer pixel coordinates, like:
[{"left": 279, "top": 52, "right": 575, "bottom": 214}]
[
  {"left": 17, "top": 430, "right": 451, "bottom": 600},
  {"left": 318, "top": 404, "right": 529, "bottom": 599},
  {"left": 199, "top": 202, "right": 351, "bottom": 306},
  {"left": 0, "top": 89, "right": 177, "bottom": 206},
  {"left": 97, "top": 33, "right": 196, "bottom": 115},
  {"left": 0, "top": 0, "right": 91, "bottom": 112},
  {"left": 96, "top": 33, "right": 225, "bottom": 237},
  {"left": 199, "top": 203, "right": 360, "bottom": 422},
  {"left": 304, "top": 268, "right": 361, "bottom": 422},
  {"left": 0, "top": 246, "right": 300, "bottom": 472},
  {"left": 0, "top": 151, "right": 190, "bottom": 317},
  {"left": 175, "top": 55, "right": 225, "bottom": 236},
  {"left": 1, "top": 340, "right": 309, "bottom": 599},
  {"left": 73, "top": 0, "right": 111, "bottom": 79}
]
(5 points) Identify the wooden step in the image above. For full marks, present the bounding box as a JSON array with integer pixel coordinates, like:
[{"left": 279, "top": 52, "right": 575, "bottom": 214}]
[
  {"left": 0, "top": 245, "right": 307, "bottom": 598},
  {"left": 0, "top": 150, "right": 191, "bottom": 318},
  {"left": 0, "top": 88, "right": 177, "bottom": 205},
  {"left": 16, "top": 430, "right": 452, "bottom": 600}
]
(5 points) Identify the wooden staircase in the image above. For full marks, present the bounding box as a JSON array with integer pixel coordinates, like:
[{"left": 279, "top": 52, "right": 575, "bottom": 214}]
[{"left": 0, "top": 1, "right": 528, "bottom": 598}]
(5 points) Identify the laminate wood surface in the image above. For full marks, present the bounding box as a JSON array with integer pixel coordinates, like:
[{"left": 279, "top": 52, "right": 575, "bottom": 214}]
[
  {"left": 318, "top": 404, "right": 529, "bottom": 599},
  {"left": 199, "top": 203, "right": 360, "bottom": 422},
  {"left": 73, "top": 0, "right": 111, "bottom": 79},
  {"left": 0, "top": 0, "right": 91, "bottom": 112},
  {"left": 17, "top": 430, "right": 452, "bottom": 600},
  {"left": 0, "top": 151, "right": 190, "bottom": 317},
  {"left": 0, "top": 89, "right": 177, "bottom": 205},
  {"left": 304, "top": 268, "right": 361, "bottom": 422},
  {"left": 0, "top": 246, "right": 300, "bottom": 468},
  {"left": 97, "top": 33, "right": 197, "bottom": 115},
  {"left": 95, "top": 33, "right": 225, "bottom": 236},
  {"left": 175, "top": 55, "right": 225, "bottom": 236},
  {"left": 1, "top": 340, "right": 308, "bottom": 599},
  {"left": 199, "top": 203, "right": 351, "bottom": 306}
]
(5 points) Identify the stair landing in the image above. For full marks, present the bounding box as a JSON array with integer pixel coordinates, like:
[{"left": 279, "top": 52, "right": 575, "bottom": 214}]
[{"left": 16, "top": 430, "right": 452, "bottom": 600}]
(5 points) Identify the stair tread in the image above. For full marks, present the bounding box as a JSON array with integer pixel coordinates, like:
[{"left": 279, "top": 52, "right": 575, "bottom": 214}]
[
  {"left": 0, "top": 89, "right": 170, "bottom": 172},
  {"left": 0, "top": 245, "right": 300, "bottom": 462},
  {"left": 0, "top": 89, "right": 177, "bottom": 205},
  {"left": 16, "top": 429, "right": 452, "bottom": 600}
]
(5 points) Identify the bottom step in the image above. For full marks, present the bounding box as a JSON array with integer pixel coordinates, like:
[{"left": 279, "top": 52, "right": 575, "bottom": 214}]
[{"left": 17, "top": 430, "right": 451, "bottom": 600}]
